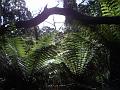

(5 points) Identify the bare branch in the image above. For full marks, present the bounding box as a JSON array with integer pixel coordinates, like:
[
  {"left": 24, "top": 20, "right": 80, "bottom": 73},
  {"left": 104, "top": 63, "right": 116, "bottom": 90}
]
[{"left": 1, "top": 7, "right": 120, "bottom": 29}]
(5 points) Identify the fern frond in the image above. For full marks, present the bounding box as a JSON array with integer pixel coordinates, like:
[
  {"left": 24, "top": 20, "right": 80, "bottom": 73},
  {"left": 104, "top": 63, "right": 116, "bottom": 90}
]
[
  {"left": 32, "top": 45, "right": 58, "bottom": 68},
  {"left": 61, "top": 32, "right": 93, "bottom": 75},
  {"left": 100, "top": 0, "right": 120, "bottom": 16},
  {"left": 20, "top": 45, "right": 58, "bottom": 74},
  {"left": 5, "top": 37, "right": 26, "bottom": 57}
]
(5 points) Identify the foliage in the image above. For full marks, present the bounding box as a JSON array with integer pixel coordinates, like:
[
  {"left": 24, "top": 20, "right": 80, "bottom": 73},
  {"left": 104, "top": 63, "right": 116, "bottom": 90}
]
[
  {"left": 0, "top": 0, "right": 120, "bottom": 90},
  {"left": 0, "top": 0, "right": 58, "bottom": 89},
  {"left": 0, "top": 24, "right": 58, "bottom": 89},
  {"left": 97, "top": 0, "right": 120, "bottom": 42},
  {"left": 78, "top": 0, "right": 102, "bottom": 16},
  {"left": 60, "top": 24, "right": 110, "bottom": 88}
]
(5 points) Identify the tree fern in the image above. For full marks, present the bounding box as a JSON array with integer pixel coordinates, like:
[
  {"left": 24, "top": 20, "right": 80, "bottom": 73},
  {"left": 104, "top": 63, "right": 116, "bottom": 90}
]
[
  {"left": 61, "top": 25, "right": 108, "bottom": 76},
  {"left": 57, "top": 16, "right": 110, "bottom": 88}
]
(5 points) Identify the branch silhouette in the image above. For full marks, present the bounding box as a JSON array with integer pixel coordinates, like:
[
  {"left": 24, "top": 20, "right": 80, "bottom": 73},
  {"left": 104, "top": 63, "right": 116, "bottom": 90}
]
[{"left": 1, "top": 7, "right": 120, "bottom": 29}]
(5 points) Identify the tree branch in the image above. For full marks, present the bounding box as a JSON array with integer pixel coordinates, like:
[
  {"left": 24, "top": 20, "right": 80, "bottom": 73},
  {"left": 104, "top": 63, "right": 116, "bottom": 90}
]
[{"left": 1, "top": 7, "right": 120, "bottom": 29}]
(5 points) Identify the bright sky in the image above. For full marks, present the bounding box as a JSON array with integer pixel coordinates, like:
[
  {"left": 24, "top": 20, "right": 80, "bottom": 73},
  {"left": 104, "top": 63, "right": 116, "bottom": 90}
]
[
  {"left": 25, "top": 0, "right": 83, "bottom": 31},
  {"left": 25, "top": 0, "right": 65, "bottom": 31}
]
